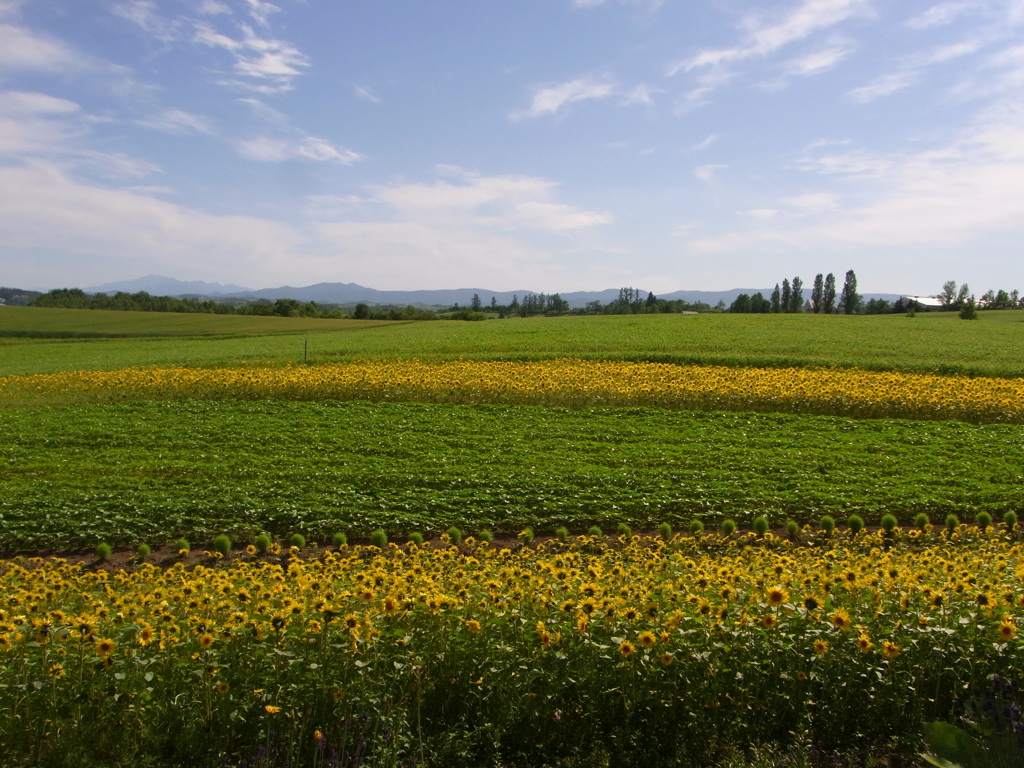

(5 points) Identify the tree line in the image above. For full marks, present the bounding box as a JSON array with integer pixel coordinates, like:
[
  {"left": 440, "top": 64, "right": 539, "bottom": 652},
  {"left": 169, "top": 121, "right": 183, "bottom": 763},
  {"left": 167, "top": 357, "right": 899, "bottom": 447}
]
[
  {"left": 937, "top": 281, "right": 1022, "bottom": 311},
  {"left": 450, "top": 287, "right": 722, "bottom": 318},
  {"left": 730, "top": 270, "right": 862, "bottom": 314},
  {"left": 28, "top": 288, "right": 439, "bottom": 321}
]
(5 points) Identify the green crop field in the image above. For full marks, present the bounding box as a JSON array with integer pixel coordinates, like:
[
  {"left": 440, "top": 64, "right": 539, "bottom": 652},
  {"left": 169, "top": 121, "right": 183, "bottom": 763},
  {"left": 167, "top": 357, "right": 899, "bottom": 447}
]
[
  {"left": 3, "top": 305, "right": 1024, "bottom": 377},
  {"left": 3, "top": 399, "right": 1022, "bottom": 549},
  {"left": 1, "top": 307, "right": 1023, "bottom": 548},
  {"left": 3, "top": 307, "right": 1024, "bottom": 768},
  {"left": 0, "top": 306, "right": 395, "bottom": 337}
]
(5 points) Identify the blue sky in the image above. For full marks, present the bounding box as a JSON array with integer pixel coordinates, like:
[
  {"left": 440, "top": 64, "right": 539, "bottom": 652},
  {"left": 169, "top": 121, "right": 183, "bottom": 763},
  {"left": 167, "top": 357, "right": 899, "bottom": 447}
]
[{"left": 2, "top": 0, "right": 1023, "bottom": 294}]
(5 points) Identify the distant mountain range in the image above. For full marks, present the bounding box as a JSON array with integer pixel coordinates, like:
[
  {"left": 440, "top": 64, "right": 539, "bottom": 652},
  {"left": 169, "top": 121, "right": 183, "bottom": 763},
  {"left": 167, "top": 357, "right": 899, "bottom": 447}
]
[
  {"left": 83, "top": 275, "right": 904, "bottom": 310},
  {"left": 88, "top": 275, "right": 252, "bottom": 296}
]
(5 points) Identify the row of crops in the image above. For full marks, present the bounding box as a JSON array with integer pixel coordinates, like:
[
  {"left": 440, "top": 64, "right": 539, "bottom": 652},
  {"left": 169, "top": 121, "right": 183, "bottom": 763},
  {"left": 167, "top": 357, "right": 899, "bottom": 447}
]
[
  {"left": 1, "top": 399, "right": 1023, "bottom": 550},
  {"left": 3, "top": 358, "right": 1023, "bottom": 422},
  {"left": 3, "top": 532, "right": 1023, "bottom": 766}
]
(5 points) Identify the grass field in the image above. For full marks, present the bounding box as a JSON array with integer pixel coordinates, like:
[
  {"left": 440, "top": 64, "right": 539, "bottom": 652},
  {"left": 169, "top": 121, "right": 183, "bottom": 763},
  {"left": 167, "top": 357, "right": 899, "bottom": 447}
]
[
  {"left": 4, "top": 306, "right": 1024, "bottom": 376},
  {"left": 2, "top": 307, "right": 1024, "bottom": 767}
]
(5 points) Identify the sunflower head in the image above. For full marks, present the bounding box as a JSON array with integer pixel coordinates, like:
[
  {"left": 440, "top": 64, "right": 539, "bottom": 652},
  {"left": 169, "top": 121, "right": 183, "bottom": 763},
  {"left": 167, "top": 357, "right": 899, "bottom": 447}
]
[
  {"left": 766, "top": 587, "right": 788, "bottom": 608},
  {"left": 831, "top": 608, "right": 851, "bottom": 631}
]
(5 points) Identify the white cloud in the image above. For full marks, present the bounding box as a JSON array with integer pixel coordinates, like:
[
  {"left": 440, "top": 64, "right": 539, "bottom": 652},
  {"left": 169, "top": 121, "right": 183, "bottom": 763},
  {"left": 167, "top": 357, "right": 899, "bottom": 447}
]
[
  {"left": 0, "top": 89, "right": 169, "bottom": 181},
  {"left": 0, "top": 23, "right": 84, "bottom": 72},
  {"left": 244, "top": 0, "right": 281, "bottom": 28},
  {"left": 197, "top": 1, "right": 231, "bottom": 15},
  {"left": 0, "top": 161, "right": 302, "bottom": 280},
  {"left": 687, "top": 102, "right": 1024, "bottom": 270},
  {"left": 112, "top": 1, "right": 183, "bottom": 41},
  {"left": 906, "top": 39, "right": 984, "bottom": 67},
  {"left": 780, "top": 191, "right": 839, "bottom": 212},
  {"left": 783, "top": 43, "right": 852, "bottom": 77},
  {"left": 693, "top": 163, "right": 725, "bottom": 183},
  {"left": 312, "top": 219, "right": 562, "bottom": 291},
  {"left": 354, "top": 84, "right": 381, "bottom": 104},
  {"left": 797, "top": 142, "right": 891, "bottom": 176},
  {"left": 136, "top": 108, "right": 214, "bottom": 135},
  {"left": 361, "top": 168, "right": 613, "bottom": 231},
  {"left": 741, "top": 208, "right": 779, "bottom": 219},
  {"left": 691, "top": 134, "right": 718, "bottom": 151},
  {"left": 759, "top": 42, "right": 854, "bottom": 91},
  {"left": 515, "top": 77, "right": 614, "bottom": 119},
  {"left": 78, "top": 150, "right": 163, "bottom": 180},
  {"left": 0, "top": 90, "right": 80, "bottom": 155},
  {"left": 0, "top": 164, "right": 612, "bottom": 290},
  {"left": 237, "top": 96, "right": 289, "bottom": 124},
  {"left": 844, "top": 35, "right": 984, "bottom": 104},
  {"left": 297, "top": 168, "right": 615, "bottom": 288},
  {"left": 670, "top": 0, "right": 871, "bottom": 76},
  {"left": 905, "top": 2, "right": 979, "bottom": 30},
  {"left": 0, "top": 1, "right": 24, "bottom": 19},
  {"left": 237, "top": 134, "right": 363, "bottom": 164},
  {"left": 0, "top": 89, "right": 77, "bottom": 117},
  {"left": 0, "top": 165, "right": 612, "bottom": 290},
  {"left": 571, "top": 0, "right": 665, "bottom": 9},
  {"left": 194, "top": 21, "right": 309, "bottom": 93},
  {"left": 846, "top": 70, "right": 916, "bottom": 102},
  {"left": 623, "top": 83, "right": 658, "bottom": 105}
]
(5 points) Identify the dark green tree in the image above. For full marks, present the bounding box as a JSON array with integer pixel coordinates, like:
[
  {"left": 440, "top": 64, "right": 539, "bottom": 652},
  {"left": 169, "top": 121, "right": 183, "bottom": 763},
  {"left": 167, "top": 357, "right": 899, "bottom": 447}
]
[
  {"left": 839, "top": 270, "right": 861, "bottom": 314},
  {"left": 272, "top": 298, "right": 300, "bottom": 317},
  {"left": 822, "top": 273, "right": 837, "bottom": 313},
  {"left": 789, "top": 276, "right": 804, "bottom": 313},
  {"left": 770, "top": 284, "right": 781, "bottom": 313},
  {"left": 548, "top": 293, "right": 569, "bottom": 313},
  {"left": 955, "top": 283, "right": 970, "bottom": 309},
  {"left": 729, "top": 293, "right": 751, "bottom": 313},
  {"left": 750, "top": 292, "right": 771, "bottom": 313},
  {"left": 810, "top": 273, "right": 824, "bottom": 313},
  {"left": 939, "top": 280, "right": 958, "bottom": 309}
]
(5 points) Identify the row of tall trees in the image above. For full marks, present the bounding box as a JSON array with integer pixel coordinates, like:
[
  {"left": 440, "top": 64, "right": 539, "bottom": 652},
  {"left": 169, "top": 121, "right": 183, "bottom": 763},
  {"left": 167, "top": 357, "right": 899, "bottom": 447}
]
[
  {"left": 730, "top": 270, "right": 861, "bottom": 314},
  {"left": 454, "top": 287, "right": 721, "bottom": 318}
]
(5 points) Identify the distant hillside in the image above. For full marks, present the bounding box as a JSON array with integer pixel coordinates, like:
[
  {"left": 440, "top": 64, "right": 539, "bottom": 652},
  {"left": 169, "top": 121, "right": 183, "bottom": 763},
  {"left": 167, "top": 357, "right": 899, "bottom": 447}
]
[{"left": 86, "top": 275, "right": 251, "bottom": 296}]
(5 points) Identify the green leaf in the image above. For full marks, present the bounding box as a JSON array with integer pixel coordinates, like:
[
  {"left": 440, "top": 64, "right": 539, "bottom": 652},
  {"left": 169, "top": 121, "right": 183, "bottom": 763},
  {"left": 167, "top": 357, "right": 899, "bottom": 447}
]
[{"left": 922, "top": 721, "right": 984, "bottom": 768}]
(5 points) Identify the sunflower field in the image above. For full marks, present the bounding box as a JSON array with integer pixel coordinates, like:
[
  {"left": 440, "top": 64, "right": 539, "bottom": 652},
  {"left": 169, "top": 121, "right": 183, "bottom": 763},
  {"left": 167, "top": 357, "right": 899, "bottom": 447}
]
[
  {"left": 3, "top": 529, "right": 1024, "bottom": 767},
  {"left": 3, "top": 312, "right": 1024, "bottom": 766}
]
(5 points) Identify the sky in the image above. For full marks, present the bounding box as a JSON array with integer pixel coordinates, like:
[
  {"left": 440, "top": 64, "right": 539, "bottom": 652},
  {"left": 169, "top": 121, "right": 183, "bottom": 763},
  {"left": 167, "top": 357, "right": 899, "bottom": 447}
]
[{"left": 2, "top": 0, "right": 1024, "bottom": 295}]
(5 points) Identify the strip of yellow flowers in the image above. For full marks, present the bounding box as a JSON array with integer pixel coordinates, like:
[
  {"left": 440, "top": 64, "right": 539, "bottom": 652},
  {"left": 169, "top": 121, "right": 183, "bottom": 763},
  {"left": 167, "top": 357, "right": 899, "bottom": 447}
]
[
  {"left": 0, "top": 532, "right": 1021, "bottom": 765},
  {"left": 2, "top": 359, "right": 1022, "bottom": 422}
]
